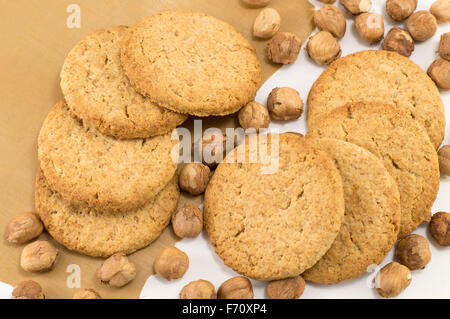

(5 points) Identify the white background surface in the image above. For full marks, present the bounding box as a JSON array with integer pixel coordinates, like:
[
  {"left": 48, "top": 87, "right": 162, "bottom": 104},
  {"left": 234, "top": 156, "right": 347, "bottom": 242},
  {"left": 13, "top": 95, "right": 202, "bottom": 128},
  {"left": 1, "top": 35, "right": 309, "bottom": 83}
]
[
  {"left": 1, "top": 0, "right": 449, "bottom": 299},
  {"left": 142, "top": 0, "right": 450, "bottom": 299}
]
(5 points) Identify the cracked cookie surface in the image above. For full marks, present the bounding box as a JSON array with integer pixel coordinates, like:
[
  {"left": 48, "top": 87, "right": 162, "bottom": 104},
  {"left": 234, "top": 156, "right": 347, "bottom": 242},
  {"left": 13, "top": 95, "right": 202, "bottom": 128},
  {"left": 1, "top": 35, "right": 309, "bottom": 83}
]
[
  {"left": 307, "top": 50, "right": 445, "bottom": 149},
  {"left": 307, "top": 102, "right": 440, "bottom": 238},
  {"left": 38, "top": 100, "right": 178, "bottom": 213},
  {"left": 121, "top": 11, "right": 262, "bottom": 116},
  {"left": 303, "top": 139, "right": 401, "bottom": 284},
  {"left": 35, "top": 170, "right": 179, "bottom": 257},
  {"left": 60, "top": 26, "right": 186, "bottom": 139},
  {"left": 204, "top": 133, "right": 345, "bottom": 281}
]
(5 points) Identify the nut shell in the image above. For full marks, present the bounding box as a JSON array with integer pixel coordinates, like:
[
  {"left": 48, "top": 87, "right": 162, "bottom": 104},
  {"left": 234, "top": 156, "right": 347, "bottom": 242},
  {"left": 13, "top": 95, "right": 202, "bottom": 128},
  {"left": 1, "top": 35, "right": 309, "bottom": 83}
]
[
  {"left": 429, "top": 212, "right": 450, "bottom": 246},
  {"left": 5, "top": 212, "right": 43, "bottom": 244},
  {"left": 217, "top": 276, "right": 254, "bottom": 299},
  {"left": 307, "top": 31, "right": 342, "bottom": 65},
  {"left": 386, "top": 0, "right": 417, "bottom": 21},
  {"left": 375, "top": 262, "right": 411, "bottom": 298},
  {"left": 267, "top": 87, "right": 304, "bottom": 121},
  {"left": 253, "top": 8, "right": 281, "bottom": 39},
  {"left": 406, "top": 11, "right": 437, "bottom": 42},
  {"left": 20, "top": 240, "right": 58, "bottom": 272},
  {"left": 154, "top": 246, "right": 189, "bottom": 280},
  {"left": 180, "top": 279, "right": 217, "bottom": 299},
  {"left": 314, "top": 5, "right": 346, "bottom": 38},
  {"left": 382, "top": 27, "right": 414, "bottom": 57},
  {"left": 267, "top": 32, "right": 302, "bottom": 64},
  {"left": 395, "top": 234, "right": 431, "bottom": 270},
  {"left": 266, "top": 276, "right": 306, "bottom": 299}
]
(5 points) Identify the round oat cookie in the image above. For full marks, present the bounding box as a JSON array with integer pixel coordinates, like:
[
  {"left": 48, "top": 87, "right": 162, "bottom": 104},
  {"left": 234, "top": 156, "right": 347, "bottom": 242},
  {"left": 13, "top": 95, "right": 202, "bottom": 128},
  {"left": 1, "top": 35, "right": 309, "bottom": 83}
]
[
  {"left": 121, "top": 11, "right": 262, "bottom": 117},
  {"left": 307, "top": 102, "right": 440, "bottom": 238},
  {"left": 302, "top": 139, "right": 401, "bottom": 284},
  {"left": 35, "top": 170, "right": 179, "bottom": 257},
  {"left": 38, "top": 101, "right": 178, "bottom": 213},
  {"left": 60, "top": 26, "right": 186, "bottom": 139},
  {"left": 204, "top": 133, "right": 345, "bottom": 281},
  {"left": 307, "top": 50, "right": 445, "bottom": 148}
]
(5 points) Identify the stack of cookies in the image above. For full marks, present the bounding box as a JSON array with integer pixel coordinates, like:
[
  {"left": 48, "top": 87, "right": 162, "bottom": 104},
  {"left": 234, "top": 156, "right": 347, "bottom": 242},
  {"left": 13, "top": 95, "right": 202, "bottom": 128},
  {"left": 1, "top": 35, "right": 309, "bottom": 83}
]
[
  {"left": 204, "top": 50, "right": 444, "bottom": 285},
  {"left": 34, "top": 11, "right": 262, "bottom": 258}
]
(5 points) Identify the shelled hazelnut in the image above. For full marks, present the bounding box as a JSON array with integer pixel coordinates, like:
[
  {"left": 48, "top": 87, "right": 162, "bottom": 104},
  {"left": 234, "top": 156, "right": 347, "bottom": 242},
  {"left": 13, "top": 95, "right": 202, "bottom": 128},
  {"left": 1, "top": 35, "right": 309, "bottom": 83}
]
[
  {"left": 439, "top": 33, "right": 450, "bottom": 60},
  {"left": 438, "top": 145, "right": 450, "bottom": 176},
  {"left": 194, "top": 130, "right": 229, "bottom": 169},
  {"left": 429, "top": 212, "right": 450, "bottom": 246},
  {"left": 340, "top": 0, "right": 371, "bottom": 15},
  {"left": 172, "top": 203, "right": 203, "bottom": 238},
  {"left": 217, "top": 276, "right": 254, "bottom": 299},
  {"left": 428, "top": 58, "right": 450, "bottom": 90},
  {"left": 20, "top": 240, "right": 58, "bottom": 272},
  {"left": 386, "top": 0, "right": 417, "bottom": 21},
  {"left": 267, "top": 87, "right": 304, "bottom": 121},
  {"left": 97, "top": 253, "right": 136, "bottom": 288},
  {"left": 355, "top": 13, "right": 385, "bottom": 45},
  {"left": 12, "top": 280, "right": 44, "bottom": 299},
  {"left": 180, "top": 279, "right": 217, "bottom": 299},
  {"left": 241, "top": 0, "right": 271, "bottom": 8},
  {"left": 382, "top": 27, "right": 415, "bottom": 57},
  {"left": 72, "top": 289, "right": 102, "bottom": 299},
  {"left": 396, "top": 234, "right": 431, "bottom": 270},
  {"left": 179, "top": 163, "right": 210, "bottom": 195},
  {"left": 253, "top": 8, "right": 280, "bottom": 39},
  {"left": 431, "top": 0, "right": 450, "bottom": 23},
  {"left": 5, "top": 212, "right": 43, "bottom": 244},
  {"left": 314, "top": 5, "right": 346, "bottom": 39},
  {"left": 375, "top": 262, "right": 411, "bottom": 298},
  {"left": 307, "top": 31, "right": 342, "bottom": 65},
  {"left": 266, "top": 276, "right": 306, "bottom": 299},
  {"left": 154, "top": 246, "right": 189, "bottom": 281},
  {"left": 238, "top": 101, "right": 270, "bottom": 132},
  {"left": 406, "top": 11, "right": 437, "bottom": 42},
  {"left": 267, "top": 32, "right": 302, "bottom": 64}
]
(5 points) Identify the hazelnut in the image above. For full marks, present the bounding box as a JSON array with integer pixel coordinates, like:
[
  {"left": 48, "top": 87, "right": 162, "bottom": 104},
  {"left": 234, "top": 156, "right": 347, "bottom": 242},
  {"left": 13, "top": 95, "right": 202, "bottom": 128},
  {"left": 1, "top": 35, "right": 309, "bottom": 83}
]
[
  {"left": 179, "top": 163, "right": 210, "bottom": 195},
  {"left": 253, "top": 8, "right": 280, "bottom": 39},
  {"left": 406, "top": 11, "right": 437, "bottom": 42},
  {"left": 72, "top": 289, "right": 102, "bottom": 299},
  {"left": 179, "top": 279, "right": 217, "bottom": 299},
  {"left": 396, "top": 234, "right": 431, "bottom": 270},
  {"left": 241, "top": 0, "right": 270, "bottom": 8},
  {"left": 266, "top": 276, "right": 306, "bottom": 299},
  {"left": 307, "top": 31, "right": 341, "bottom": 65},
  {"left": 375, "top": 262, "right": 411, "bottom": 298},
  {"left": 97, "top": 253, "right": 136, "bottom": 288},
  {"left": 386, "top": 0, "right": 417, "bottom": 21},
  {"left": 12, "top": 280, "right": 44, "bottom": 299},
  {"left": 355, "top": 13, "right": 384, "bottom": 45},
  {"left": 438, "top": 145, "right": 450, "bottom": 176},
  {"left": 439, "top": 33, "right": 450, "bottom": 61},
  {"left": 267, "top": 32, "right": 302, "bottom": 64},
  {"left": 429, "top": 212, "right": 450, "bottom": 246},
  {"left": 20, "top": 240, "right": 58, "bottom": 272},
  {"left": 340, "top": 0, "right": 371, "bottom": 15},
  {"left": 314, "top": 5, "right": 346, "bottom": 39},
  {"left": 238, "top": 101, "right": 270, "bottom": 132},
  {"left": 382, "top": 27, "right": 415, "bottom": 57},
  {"left": 194, "top": 130, "right": 231, "bottom": 169},
  {"left": 217, "top": 276, "right": 254, "bottom": 299},
  {"left": 267, "top": 87, "right": 304, "bottom": 121},
  {"left": 154, "top": 246, "right": 189, "bottom": 280},
  {"left": 5, "top": 212, "right": 43, "bottom": 244},
  {"left": 428, "top": 58, "right": 450, "bottom": 90},
  {"left": 431, "top": 0, "right": 450, "bottom": 23},
  {"left": 171, "top": 203, "right": 203, "bottom": 238}
]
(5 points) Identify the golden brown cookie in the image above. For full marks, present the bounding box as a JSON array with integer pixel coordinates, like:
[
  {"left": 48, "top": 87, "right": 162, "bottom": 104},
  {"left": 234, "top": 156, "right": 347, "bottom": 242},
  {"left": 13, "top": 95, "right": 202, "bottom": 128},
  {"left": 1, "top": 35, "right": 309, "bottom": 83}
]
[
  {"left": 60, "top": 26, "right": 186, "bottom": 139},
  {"left": 204, "top": 133, "right": 345, "bottom": 281},
  {"left": 35, "top": 170, "right": 179, "bottom": 257},
  {"left": 307, "top": 50, "right": 445, "bottom": 148},
  {"left": 121, "top": 11, "right": 262, "bottom": 116},
  {"left": 307, "top": 102, "right": 440, "bottom": 238},
  {"left": 302, "top": 139, "right": 401, "bottom": 284},
  {"left": 38, "top": 101, "right": 178, "bottom": 213}
]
